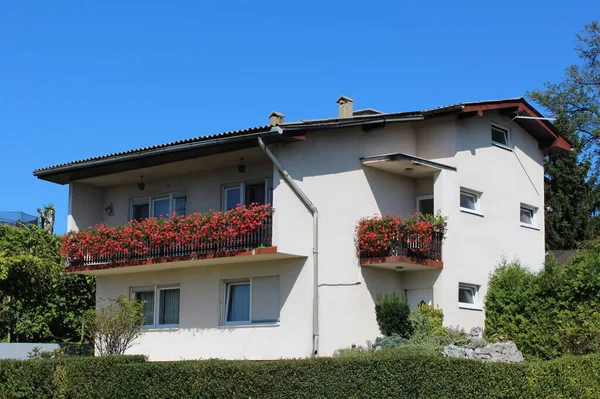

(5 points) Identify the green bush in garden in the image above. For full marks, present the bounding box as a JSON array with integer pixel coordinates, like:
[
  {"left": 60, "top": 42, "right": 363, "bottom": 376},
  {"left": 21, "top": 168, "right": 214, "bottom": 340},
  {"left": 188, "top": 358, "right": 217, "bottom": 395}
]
[
  {"left": 375, "top": 292, "right": 413, "bottom": 338},
  {"left": 2, "top": 353, "right": 600, "bottom": 398},
  {"left": 485, "top": 243, "right": 600, "bottom": 359}
]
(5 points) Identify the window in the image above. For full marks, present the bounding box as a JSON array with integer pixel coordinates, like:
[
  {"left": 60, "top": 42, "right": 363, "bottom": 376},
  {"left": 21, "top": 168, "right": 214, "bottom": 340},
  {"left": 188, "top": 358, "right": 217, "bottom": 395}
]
[
  {"left": 460, "top": 188, "right": 480, "bottom": 213},
  {"left": 130, "top": 192, "right": 186, "bottom": 221},
  {"left": 222, "top": 179, "right": 273, "bottom": 211},
  {"left": 222, "top": 276, "right": 280, "bottom": 326},
  {"left": 131, "top": 285, "right": 180, "bottom": 328},
  {"left": 458, "top": 283, "right": 479, "bottom": 309},
  {"left": 520, "top": 205, "right": 536, "bottom": 228},
  {"left": 416, "top": 195, "right": 434, "bottom": 216},
  {"left": 491, "top": 124, "right": 510, "bottom": 147}
]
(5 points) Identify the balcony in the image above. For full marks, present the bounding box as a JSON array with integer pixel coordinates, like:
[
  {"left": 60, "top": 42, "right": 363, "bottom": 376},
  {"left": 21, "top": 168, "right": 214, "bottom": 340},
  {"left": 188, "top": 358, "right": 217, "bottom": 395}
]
[
  {"left": 357, "top": 213, "right": 445, "bottom": 271},
  {"left": 62, "top": 205, "right": 300, "bottom": 275}
]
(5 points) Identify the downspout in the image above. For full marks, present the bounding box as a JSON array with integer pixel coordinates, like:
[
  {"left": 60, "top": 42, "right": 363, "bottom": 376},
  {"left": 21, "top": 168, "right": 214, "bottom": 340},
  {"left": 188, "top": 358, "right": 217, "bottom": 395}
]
[{"left": 257, "top": 135, "right": 320, "bottom": 357}]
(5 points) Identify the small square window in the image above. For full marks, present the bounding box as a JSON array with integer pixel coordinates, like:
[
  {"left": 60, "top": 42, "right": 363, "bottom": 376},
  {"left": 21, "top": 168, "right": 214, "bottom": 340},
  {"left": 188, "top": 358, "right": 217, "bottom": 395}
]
[
  {"left": 458, "top": 283, "right": 479, "bottom": 309},
  {"left": 460, "top": 189, "right": 480, "bottom": 213},
  {"left": 491, "top": 124, "right": 509, "bottom": 147},
  {"left": 520, "top": 205, "right": 536, "bottom": 227}
]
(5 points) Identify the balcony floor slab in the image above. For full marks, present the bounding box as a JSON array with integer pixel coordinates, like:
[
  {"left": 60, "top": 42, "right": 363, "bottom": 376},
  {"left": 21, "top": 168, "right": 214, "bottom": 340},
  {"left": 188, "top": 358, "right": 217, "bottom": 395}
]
[
  {"left": 360, "top": 256, "right": 443, "bottom": 272},
  {"left": 67, "top": 247, "right": 306, "bottom": 276}
]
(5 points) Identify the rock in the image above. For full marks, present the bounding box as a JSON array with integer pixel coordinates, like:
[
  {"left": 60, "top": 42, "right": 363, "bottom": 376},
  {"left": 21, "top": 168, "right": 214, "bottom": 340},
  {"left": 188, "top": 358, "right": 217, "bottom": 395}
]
[
  {"left": 469, "top": 326, "right": 483, "bottom": 338},
  {"left": 443, "top": 345, "right": 474, "bottom": 359},
  {"left": 474, "top": 342, "right": 524, "bottom": 363},
  {"left": 332, "top": 350, "right": 341, "bottom": 357},
  {"left": 443, "top": 342, "right": 524, "bottom": 363}
]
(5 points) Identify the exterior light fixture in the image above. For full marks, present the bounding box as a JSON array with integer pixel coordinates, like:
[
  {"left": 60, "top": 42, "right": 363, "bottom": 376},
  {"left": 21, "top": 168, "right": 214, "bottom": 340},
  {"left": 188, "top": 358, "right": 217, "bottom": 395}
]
[
  {"left": 238, "top": 158, "right": 246, "bottom": 173},
  {"left": 138, "top": 175, "right": 145, "bottom": 191}
]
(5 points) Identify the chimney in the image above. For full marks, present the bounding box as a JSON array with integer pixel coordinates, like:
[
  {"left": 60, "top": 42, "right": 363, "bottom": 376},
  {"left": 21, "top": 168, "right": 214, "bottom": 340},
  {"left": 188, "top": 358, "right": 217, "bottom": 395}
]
[
  {"left": 269, "top": 111, "right": 285, "bottom": 125},
  {"left": 336, "top": 95, "right": 354, "bottom": 118}
]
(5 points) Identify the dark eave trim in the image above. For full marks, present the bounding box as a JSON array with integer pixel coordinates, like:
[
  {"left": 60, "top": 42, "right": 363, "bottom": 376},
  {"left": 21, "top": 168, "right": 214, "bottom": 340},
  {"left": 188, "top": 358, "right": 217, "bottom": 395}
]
[{"left": 360, "top": 152, "right": 457, "bottom": 172}]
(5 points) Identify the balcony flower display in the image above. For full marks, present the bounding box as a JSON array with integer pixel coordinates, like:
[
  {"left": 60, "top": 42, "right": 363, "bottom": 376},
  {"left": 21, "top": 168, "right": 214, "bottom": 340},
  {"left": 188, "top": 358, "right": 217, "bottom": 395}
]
[
  {"left": 61, "top": 204, "right": 273, "bottom": 269},
  {"left": 356, "top": 211, "right": 447, "bottom": 260}
]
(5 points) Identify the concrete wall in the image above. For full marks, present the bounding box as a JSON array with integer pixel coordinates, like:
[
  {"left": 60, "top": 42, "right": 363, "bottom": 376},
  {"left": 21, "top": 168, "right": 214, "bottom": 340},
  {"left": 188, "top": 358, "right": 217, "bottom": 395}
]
[{"left": 0, "top": 343, "right": 60, "bottom": 360}]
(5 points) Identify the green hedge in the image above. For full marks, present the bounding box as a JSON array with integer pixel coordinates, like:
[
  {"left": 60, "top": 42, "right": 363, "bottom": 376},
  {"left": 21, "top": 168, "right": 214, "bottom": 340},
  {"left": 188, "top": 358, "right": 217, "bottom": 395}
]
[{"left": 1, "top": 353, "right": 600, "bottom": 399}]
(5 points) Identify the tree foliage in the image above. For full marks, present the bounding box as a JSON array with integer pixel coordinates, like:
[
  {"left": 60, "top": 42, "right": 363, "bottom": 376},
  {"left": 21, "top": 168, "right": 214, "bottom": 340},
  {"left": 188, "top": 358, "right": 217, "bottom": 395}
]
[
  {"left": 0, "top": 224, "right": 95, "bottom": 342},
  {"left": 485, "top": 244, "right": 600, "bottom": 359},
  {"left": 528, "top": 21, "right": 600, "bottom": 248},
  {"left": 87, "top": 296, "right": 145, "bottom": 356}
]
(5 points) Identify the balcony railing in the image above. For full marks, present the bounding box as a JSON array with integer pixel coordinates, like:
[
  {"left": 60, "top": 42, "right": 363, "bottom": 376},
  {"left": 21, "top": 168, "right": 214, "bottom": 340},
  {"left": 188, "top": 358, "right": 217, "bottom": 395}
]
[
  {"left": 356, "top": 213, "right": 446, "bottom": 264},
  {"left": 62, "top": 205, "right": 273, "bottom": 270},
  {"left": 359, "top": 231, "right": 444, "bottom": 262}
]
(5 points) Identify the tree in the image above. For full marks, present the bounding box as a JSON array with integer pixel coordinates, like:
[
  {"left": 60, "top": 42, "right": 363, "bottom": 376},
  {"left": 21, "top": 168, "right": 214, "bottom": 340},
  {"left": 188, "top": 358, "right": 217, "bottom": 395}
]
[
  {"left": 0, "top": 224, "right": 95, "bottom": 342},
  {"left": 87, "top": 296, "right": 145, "bottom": 355},
  {"left": 528, "top": 21, "right": 600, "bottom": 248}
]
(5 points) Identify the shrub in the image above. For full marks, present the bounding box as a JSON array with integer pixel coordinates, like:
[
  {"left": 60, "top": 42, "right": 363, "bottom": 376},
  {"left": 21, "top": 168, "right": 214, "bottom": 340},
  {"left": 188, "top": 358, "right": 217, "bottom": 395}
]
[
  {"left": 485, "top": 245, "right": 600, "bottom": 359},
  {"left": 409, "top": 303, "right": 450, "bottom": 345},
  {"left": 373, "top": 333, "right": 410, "bottom": 349},
  {"left": 86, "top": 296, "right": 145, "bottom": 355},
  {"left": 445, "top": 325, "right": 468, "bottom": 345},
  {"left": 3, "top": 353, "right": 600, "bottom": 398},
  {"left": 375, "top": 292, "right": 412, "bottom": 337}
]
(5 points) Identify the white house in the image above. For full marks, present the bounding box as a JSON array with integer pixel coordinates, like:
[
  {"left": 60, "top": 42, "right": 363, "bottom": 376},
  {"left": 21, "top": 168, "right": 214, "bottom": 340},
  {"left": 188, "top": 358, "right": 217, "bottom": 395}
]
[{"left": 34, "top": 96, "right": 571, "bottom": 360}]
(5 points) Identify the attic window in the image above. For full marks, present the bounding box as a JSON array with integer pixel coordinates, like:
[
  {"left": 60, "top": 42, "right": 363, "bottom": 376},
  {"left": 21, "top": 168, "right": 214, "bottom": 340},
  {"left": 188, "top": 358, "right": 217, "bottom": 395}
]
[{"left": 491, "top": 124, "right": 510, "bottom": 147}]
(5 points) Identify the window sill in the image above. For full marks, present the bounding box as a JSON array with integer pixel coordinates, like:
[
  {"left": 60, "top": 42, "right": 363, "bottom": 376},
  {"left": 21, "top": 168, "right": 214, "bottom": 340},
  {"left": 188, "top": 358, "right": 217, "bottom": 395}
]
[
  {"left": 460, "top": 208, "right": 484, "bottom": 217},
  {"left": 492, "top": 142, "right": 513, "bottom": 152},
  {"left": 520, "top": 224, "right": 540, "bottom": 231},
  {"left": 459, "top": 306, "right": 483, "bottom": 312},
  {"left": 218, "top": 322, "right": 280, "bottom": 329},
  {"left": 142, "top": 325, "right": 180, "bottom": 331}
]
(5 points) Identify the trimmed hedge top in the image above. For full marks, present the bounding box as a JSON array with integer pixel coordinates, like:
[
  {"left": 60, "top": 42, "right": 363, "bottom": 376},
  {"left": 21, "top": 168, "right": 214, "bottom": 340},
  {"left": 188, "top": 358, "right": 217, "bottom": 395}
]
[{"left": 1, "top": 353, "right": 600, "bottom": 399}]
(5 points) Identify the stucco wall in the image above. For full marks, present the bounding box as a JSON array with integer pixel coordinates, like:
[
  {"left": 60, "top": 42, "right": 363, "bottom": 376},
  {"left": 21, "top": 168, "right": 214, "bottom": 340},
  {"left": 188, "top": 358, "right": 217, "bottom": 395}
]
[
  {"left": 68, "top": 182, "right": 105, "bottom": 232},
  {"left": 417, "top": 112, "right": 545, "bottom": 329},
  {"left": 274, "top": 125, "right": 421, "bottom": 355},
  {"left": 74, "top": 111, "right": 546, "bottom": 359},
  {"left": 96, "top": 258, "right": 312, "bottom": 360},
  {"left": 103, "top": 162, "right": 273, "bottom": 227}
]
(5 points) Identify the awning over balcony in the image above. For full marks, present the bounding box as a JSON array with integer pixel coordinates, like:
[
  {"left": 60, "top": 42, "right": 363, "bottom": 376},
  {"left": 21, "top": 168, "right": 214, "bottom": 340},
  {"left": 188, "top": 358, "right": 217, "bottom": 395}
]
[{"left": 359, "top": 152, "right": 456, "bottom": 178}]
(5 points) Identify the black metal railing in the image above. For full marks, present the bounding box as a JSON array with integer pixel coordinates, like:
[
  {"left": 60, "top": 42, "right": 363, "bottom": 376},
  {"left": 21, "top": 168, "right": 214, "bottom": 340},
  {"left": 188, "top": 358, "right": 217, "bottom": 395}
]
[
  {"left": 360, "top": 231, "right": 444, "bottom": 262},
  {"left": 68, "top": 216, "right": 273, "bottom": 268}
]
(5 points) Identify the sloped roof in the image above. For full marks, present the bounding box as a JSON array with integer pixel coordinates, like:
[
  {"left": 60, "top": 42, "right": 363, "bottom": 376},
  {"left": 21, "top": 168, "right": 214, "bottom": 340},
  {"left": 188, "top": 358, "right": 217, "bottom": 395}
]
[{"left": 33, "top": 97, "right": 571, "bottom": 184}]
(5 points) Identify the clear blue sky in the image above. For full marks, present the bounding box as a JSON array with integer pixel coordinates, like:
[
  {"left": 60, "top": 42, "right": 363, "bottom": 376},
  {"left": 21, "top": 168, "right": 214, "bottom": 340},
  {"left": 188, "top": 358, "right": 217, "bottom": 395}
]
[{"left": 0, "top": 1, "right": 596, "bottom": 234}]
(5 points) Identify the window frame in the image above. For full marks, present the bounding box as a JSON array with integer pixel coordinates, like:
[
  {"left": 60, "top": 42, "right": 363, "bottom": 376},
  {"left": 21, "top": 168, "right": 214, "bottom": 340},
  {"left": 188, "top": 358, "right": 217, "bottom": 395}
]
[
  {"left": 520, "top": 204, "right": 537, "bottom": 228},
  {"left": 221, "top": 178, "right": 273, "bottom": 212},
  {"left": 459, "top": 188, "right": 481, "bottom": 215},
  {"left": 458, "top": 283, "right": 479, "bottom": 310},
  {"left": 221, "top": 276, "right": 279, "bottom": 327},
  {"left": 416, "top": 194, "right": 434, "bottom": 216},
  {"left": 130, "top": 284, "right": 180, "bottom": 329},
  {"left": 491, "top": 123, "right": 510, "bottom": 148},
  {"left": 129, "top": 192, "right": 186, "bottom": 221}
]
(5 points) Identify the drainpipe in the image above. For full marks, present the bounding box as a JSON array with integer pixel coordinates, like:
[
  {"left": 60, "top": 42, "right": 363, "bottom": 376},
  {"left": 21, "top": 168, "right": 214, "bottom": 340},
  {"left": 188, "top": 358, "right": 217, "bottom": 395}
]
[{"left": 257, "top": 136, "right": 320, "bottom": 357}]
